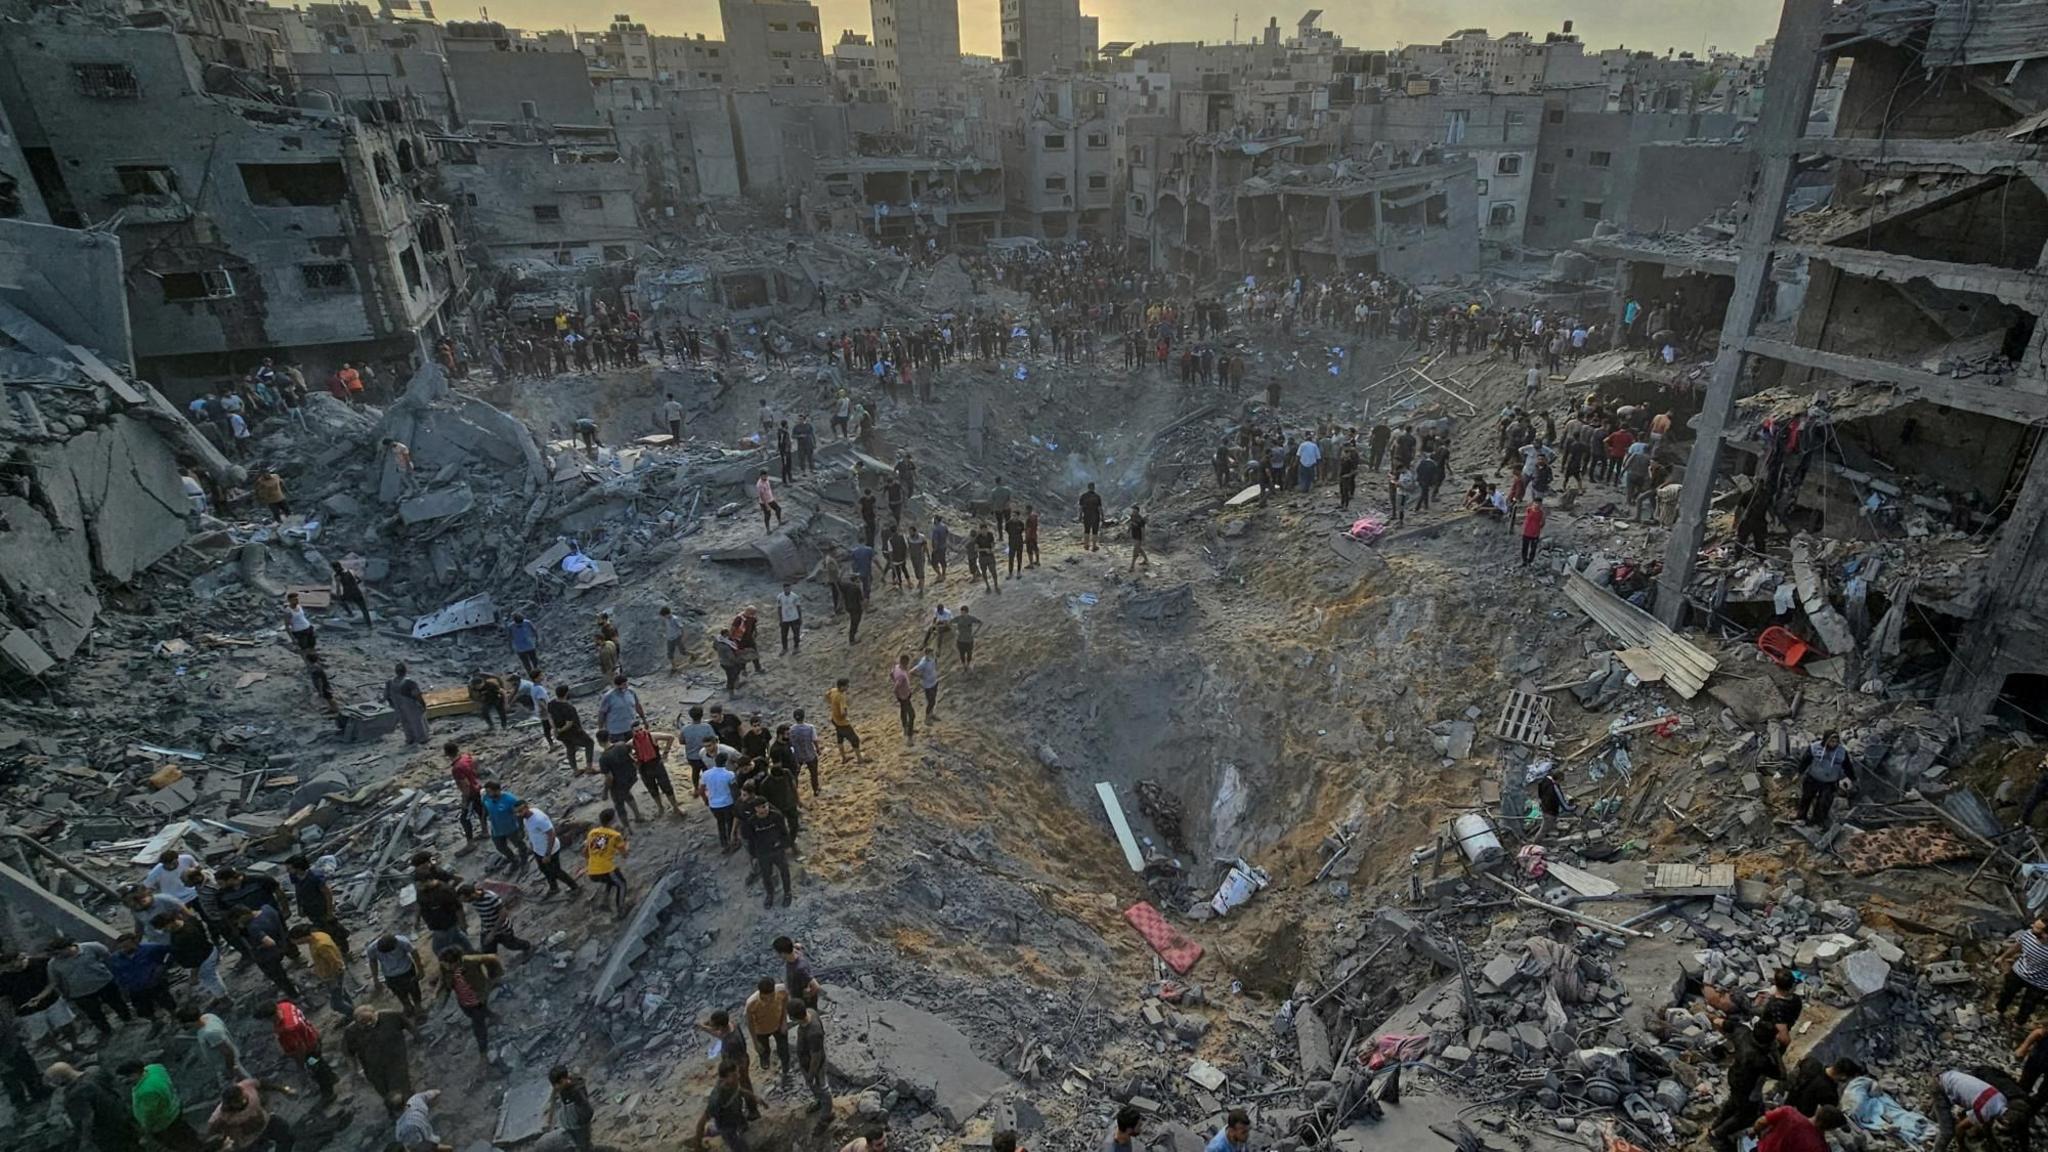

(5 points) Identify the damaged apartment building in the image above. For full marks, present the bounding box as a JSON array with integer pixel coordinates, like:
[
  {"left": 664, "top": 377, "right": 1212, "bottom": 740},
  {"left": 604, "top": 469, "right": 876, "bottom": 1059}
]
[
  {"left": 1598, "top": 0, "right": 2048, "bottom": 731},
  {"left": 0, "top": 19, "right": 465, "bottom": 390}
]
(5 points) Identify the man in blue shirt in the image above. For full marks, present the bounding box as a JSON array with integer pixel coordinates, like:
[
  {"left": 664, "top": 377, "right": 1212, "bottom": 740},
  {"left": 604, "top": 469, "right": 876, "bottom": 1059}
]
[
  {"left": 506, "top": 614, "right": 541, "bottom": 676},
  {"left": 1205, "top": 1109, "right": 1250, "bottom": 1152},
  {"left": 702, "top": 753, "right": 740, "bottom": 854},
  {"left": 481, "top": 782, "right": 528, "bottom": 876},
  {"left": 849, "top": 540, "right": 876, "bottom": 599}
]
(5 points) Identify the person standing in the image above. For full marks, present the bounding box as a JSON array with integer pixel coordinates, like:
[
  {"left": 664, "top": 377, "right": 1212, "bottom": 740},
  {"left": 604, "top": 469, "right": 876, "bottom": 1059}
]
[
  {"left": 1519, "top": 496, "right": 1546, "bottom": 567},
  {"left": 264, "top": 999, "right": 337, "bottom": 1100},
  {"left": 827, "top": 680, "right": 863, "bottom": 763},
  {"left": 285, "top": 855, "right": 349, "bottom": 959},
  {"left": 583, "top": 811, "right": 630, "bottom": 918},
  {"left": 548, "top": 687, "right": 597, "bottom": 772},
  {"left": 1795, "top": 731, "right": 1854, "bottom": 829},
  {"left": 433, "top": 949, "right": 503, "bottom": 1058},
  {"left": 1337, "top": 441, "right": 1359, "bottom": 509},
  {"left": 744, "top": 797, "right": 794, "bottom": 909},
  {"left": 630, "top": 723, "right": 682, "bottom": 816},
  {"left": 929, "top": 516, "right": 950, "bottom": 581},
  {"left": 506, "top": 614, "right": 542, "bottom": 676},
  {"left": 973, "top": 523, "right": 999, "bottom": 593},
  {"left": 156, "top": 907, "right": 228, "bottom": 1003},
  {"left": 661, "top": 607, "right": 688, "bottom": 673},
  {"left": 755, "top": 472, "right": 783, "bottom": 532},
  {"left": 890, "top": 655, "right": 916, "bottom": 745},
  {"left": 912, "top": 647, "right": 939, "bottom": 724},
  {"left": 597, "top": 675, "right": 645, "bottom": 748},
  {"left": 519, "top": 803, "right": 579, "bottom": 898},
  {"left": 1004, "top": 513, "right": 1025, "bottom": 578},
  {"left": 1128, "top": 505, "right": 1149, "bottom": 572},
  {"left": 43, "top": 1061, "right": 131, "bottom": 1151},
  {"left": 597, "top": 741, "right": 647, "bottom": 833},
  {"left": 1079, "top": 484, "right": 1104, "bottom": 552},
  {"left": 46, "top": 937, "right": 130, "bottom": 1038},
  {"left": 790, "top": 999, "right": 831, "bottom": 1128},
  {"left": 744, "top": 978, "right": 791, "bottom": 1087},
  {"left": 906, "top": 526, "right": 928, "bottom": 593},
  {"left": 444, "top": 742, "right": 486, "bottom": 843},
  {"left": 343, "top": 1006, "right": 417, "bottom": 1113},
  {"left": 385, "top": 664, "right": 429, "bottom": 746},
  {"left": 952, "top": 605, "right": 979, "bottom": 671},
  {"left": 548, "top": 1066, "right": 596, "bottom": 1152},
  {"left": 776, "top": 584, "right": 803, "bottom": 655},
  {"left": 127, "top": 1062, "right": 205, "bottom": 1152},
  {"left": 789, "top": 710, "right": 822, "bottom": 796},
  {"left": 703, "top": 753, "right": 741, "bottom": 853},
  {"left": 330, "top": 561, "right": 372, "bottom": 626},
  {"left": 664, "top": 395, "right": 685, "bottom": 441},
  {"left": 367, "top": 935, "right": 425, "bottom": 1018}
]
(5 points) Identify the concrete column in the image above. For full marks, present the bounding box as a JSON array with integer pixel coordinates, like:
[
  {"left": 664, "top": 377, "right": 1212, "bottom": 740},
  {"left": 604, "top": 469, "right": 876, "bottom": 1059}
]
[
  {"left": 1942, "top": 432, "right": 2048, "bottom": 721},
  {"left": 1610, "top": 260, "right": 1631, "bottom": 334},
  {"left": 1654, "top": 0, "right": 1832, "bottom": 627}
]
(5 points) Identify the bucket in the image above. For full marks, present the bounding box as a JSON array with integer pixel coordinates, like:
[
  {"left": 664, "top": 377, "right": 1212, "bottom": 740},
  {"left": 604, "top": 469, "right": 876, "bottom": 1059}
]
[{"left": 1453, "top": 812, "right": 1503, "bottom": 867}]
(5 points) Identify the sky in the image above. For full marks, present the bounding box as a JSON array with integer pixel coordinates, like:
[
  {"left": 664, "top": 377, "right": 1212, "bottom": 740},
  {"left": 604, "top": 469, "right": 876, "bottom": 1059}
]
[{"left": 470, "top": 0, "right": 1786, "bottom": 61}]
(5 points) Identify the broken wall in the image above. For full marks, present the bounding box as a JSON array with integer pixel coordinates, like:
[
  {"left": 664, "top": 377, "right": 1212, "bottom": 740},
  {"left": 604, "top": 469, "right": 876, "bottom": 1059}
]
[
  {"left": 1619, "top": 142, "right": 1757, "bottom": 235},
  {"left": 0, "top": 218, "right": 132, "bottom": 365}
]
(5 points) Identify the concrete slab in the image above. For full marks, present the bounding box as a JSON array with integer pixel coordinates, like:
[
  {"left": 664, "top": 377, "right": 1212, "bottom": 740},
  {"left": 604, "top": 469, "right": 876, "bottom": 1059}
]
[
  {"left": 411, "top": 594, "right": 497, "bottom": 640},
  {"left": 492, "top": 1072, "right": 553, "bottom": 1147},
  {"left": 824, "top": 985, "right": 1013, "bottom": 1127},
  {"left": 586, "top": 868, "right": 681, "bottom": 1007},
  {"left": 1296, "top": 1006, "right": 1335, "bottom": 1078},
  {"left": 399, "top": 484, "right": 476, "bottom": 525}
]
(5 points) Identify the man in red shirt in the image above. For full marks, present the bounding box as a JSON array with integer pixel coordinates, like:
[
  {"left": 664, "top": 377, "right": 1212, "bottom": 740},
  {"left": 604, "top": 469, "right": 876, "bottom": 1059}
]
[
  {"left": 1603, "top": 426, "right": 1635, "bottom": 483},
  {"left": 445, "top": 741, "right": 484, "bottom": 842},
  {"left": 1752, "top": 1104, "right": 1846, "bottom": 1152},
  {"left": 1520, "top": 496, "right": 1547, "bottom": 567}
]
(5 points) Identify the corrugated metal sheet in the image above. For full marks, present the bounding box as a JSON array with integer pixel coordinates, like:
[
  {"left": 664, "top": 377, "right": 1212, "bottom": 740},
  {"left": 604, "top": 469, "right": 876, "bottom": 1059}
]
[{"left": 1563, "top": 571, "right": 1719, "bottom": 698}]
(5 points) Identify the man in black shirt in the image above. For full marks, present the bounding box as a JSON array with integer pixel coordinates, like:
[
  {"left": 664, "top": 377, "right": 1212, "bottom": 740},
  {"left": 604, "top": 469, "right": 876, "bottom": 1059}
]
[
  {"left": 1128, "top": 505, "right": 1149, "bottom": 572},
  {"left": 1078, "top": 484, "right": 1103, "bottom": 552},
  {"left": 598, "top": 741, "right": 646, "bottom": 833},
  {"left": 744, "top": 797, "right": 793, "bottom": 909}
]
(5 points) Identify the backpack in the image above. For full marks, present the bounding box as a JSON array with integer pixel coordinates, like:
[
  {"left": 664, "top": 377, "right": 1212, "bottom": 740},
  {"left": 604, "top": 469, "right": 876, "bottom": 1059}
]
[
  {"left": 631, "top": 728, "right": 659, "bottom": 764},
  {"left": 274, "top": 999, "right": 320, "bottom": 1058}
]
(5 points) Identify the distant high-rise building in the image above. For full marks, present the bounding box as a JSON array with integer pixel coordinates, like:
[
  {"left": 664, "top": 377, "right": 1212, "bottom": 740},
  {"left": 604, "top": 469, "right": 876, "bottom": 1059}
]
[
  {"left": 719, "top": 0, "right": 829, "bottom": 89},
  {"left": 1001, "top": 0, "right": 1084, "bottom": 77},
  {"left": 871, "top": 0, "right": 961, "bottom": 114}
]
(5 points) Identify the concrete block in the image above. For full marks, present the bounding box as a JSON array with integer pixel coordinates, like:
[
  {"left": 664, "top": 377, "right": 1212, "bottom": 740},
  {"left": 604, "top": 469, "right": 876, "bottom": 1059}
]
[
  {"left": 1842, "top": 951, "right": 1890, "bottom": 1000},
  {"left": 494, "top": 1072, "right": 553, "bottom": 1146},
  {"left": 1479, "top": 1030, "right": 1515, "bottom": 1054},
  {"left": 1296, "top": 1006, "right": 1335, "bottom": 1079},
  {"left": 323, "top": 493, "right": 363, "bottom": 518},
  {"left": 1440, "top": 1045, "right": 1473, "bottom": 1064},
  {"left": 398, "top": 484, "right": 475, "bottom": 525},
  {"left": 825, "top": 986, "right": 1012, "bottom": 1126},
  {"left": 1481, "top": 953, "right": 1521, "bottom": 990}
]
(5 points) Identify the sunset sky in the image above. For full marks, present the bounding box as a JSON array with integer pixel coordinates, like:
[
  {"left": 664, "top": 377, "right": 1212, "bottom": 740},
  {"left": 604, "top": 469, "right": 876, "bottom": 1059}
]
[{"left": 466, "top": 0, "right": 1786, "bottom": 62}]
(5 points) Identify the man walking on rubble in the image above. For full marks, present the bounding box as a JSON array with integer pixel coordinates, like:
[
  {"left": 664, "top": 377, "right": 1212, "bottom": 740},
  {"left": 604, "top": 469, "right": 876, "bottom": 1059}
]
[
  {"left": 1794, "top": 731, "right": 1854, "bottom": 829},
  {"left": 597, "top": 675, "right": 646, "bottom": 748},
  {"left": 330, "top": 561, "right": 371, "bottom": 626}
]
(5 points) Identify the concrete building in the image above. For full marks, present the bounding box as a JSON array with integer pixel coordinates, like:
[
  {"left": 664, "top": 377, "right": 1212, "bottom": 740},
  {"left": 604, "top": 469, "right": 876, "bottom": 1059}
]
[
  {"left": 652, "top": 33, "right": 730, "bottom": 88},
  {"left": 831, "top": 30, "right": 888, "bottom": 106},
  {"left": 1000, "top": 75, "right": 1116, "bottom": 238},
  {"left": 1644, "top": 0, "right": 2048, "bottom": 733},
  {"left": 1148, "top": 137, "right": 1478, "bottom": 280},
  {"left": 870, "top": 0, "right": 961, "bottom": 117},
  {"left": 444, "top": 39, "right": 600, "bottom": 124},
  {"left": 0, "top": 24, "right": 461, "bottom": 388},
  {"left": 582, "top": 14, "right": 656, "bottom": 80},
  {"left": 1396, "top": 26, "right": 1602, "bottom": 94},
  {"left": 443, "top": 121, "right": 643, "bottom": 265},
  {"left": 1522, "top": 87, "right": 1740, "bottom": 249},
  {"left": 0, "top": 96, "right": 45, "bottom": 223},
  {"left": 1348, "top": 90, "right": 1544, "bottom": 249},
  {"left": 1001, "top": 0, "right": 1085, "bottom": 78},
  {"left": 809, "top": 155, "right": 1003, "bottom": 242},
  {"left": 719, "top": 0, "right": 830, "bottom": 90}
]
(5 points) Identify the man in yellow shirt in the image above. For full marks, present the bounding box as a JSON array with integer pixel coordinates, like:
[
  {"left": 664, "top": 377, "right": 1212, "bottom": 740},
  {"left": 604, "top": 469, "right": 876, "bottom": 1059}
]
[
  {"left": 744, "top": 977, "right": 791, "bottom": 1086},
  {"left": 289, "top": 923, "right": 353, "bottom": 1014},
  {"left": 825, "top": 679, "right": 863, "bottom": 765},
  {"left": 583, "top": 811, "right": 629, "bottom": 917}
]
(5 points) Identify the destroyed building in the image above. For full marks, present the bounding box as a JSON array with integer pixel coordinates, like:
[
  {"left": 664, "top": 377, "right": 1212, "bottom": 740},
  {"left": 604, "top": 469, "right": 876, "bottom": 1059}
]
[
  {"left": 0, "top": 23, "right": 465, "bottom": 388},
  {"left": 1623, "top": 0, "right": 2048, "bottom": 731}
]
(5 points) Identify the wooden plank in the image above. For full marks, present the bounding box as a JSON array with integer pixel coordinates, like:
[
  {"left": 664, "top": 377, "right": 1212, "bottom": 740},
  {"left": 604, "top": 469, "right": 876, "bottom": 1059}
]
[
  {"left": 130, "top": 820, "right": 192, "bottom": 866},
  {"left": 1544, "top": 860, "right": 1621, "bottom": 898},
  {"left": 1096, "top": 781, "right": 1145, "bottom": 872},
  {"left": 1617, "top": 648, "right": 1666, "bottom": 683}
]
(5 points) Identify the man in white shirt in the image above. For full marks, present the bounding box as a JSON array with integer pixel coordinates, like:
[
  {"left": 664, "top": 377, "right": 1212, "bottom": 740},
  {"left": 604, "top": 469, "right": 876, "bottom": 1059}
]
[
  {"left": 144, "top": 851, "right": 200, "bottom": 903},
  {"left": 515, "top": 802, "right": 579, "bottom": 897},
  {"left": 776, "top": 584, "right": 803, "bottom": 656},
  {"left": 1295, "top": 436, "right": 1321, "bottom": 492},
  {"left": 702, "top": 754, "right": 740, "bottom": 853},
  {"left": 284, "top": 593, "right": 316, "bottom": 653}
]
